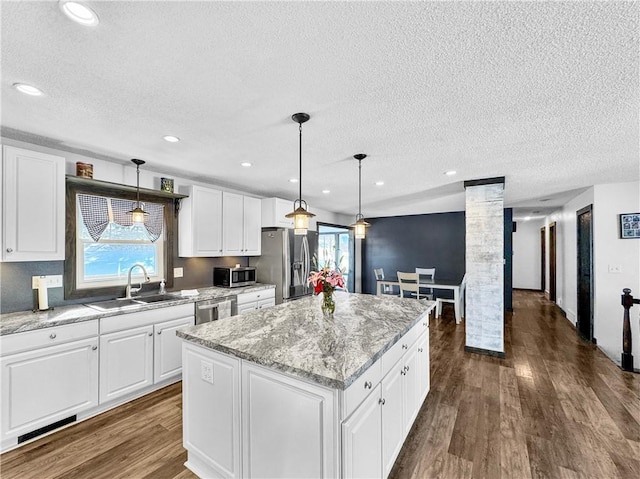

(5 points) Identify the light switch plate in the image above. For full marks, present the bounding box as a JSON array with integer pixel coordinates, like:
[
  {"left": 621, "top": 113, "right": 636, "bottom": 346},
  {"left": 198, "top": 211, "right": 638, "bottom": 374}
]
[
  {"left": 201, "top": 360, "right": 213, "bottom": 384},
  {"left": 32, "top": 275, "right": 63, "bottom": 289},
  {"left": 174, "top": 267, "right": 184, "bottom": 278}
]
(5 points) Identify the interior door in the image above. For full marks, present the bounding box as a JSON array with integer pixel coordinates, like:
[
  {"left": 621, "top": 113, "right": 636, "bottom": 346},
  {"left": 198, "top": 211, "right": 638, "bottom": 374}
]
[
  {"left": 540, "top": 227, "right": 546, "bottom": 292},
  {"left": 549, "top": 222, "right": 557, "bottom": 302},
  {"left": 576, "top": 205, "right": 594, "bottom": 342}
]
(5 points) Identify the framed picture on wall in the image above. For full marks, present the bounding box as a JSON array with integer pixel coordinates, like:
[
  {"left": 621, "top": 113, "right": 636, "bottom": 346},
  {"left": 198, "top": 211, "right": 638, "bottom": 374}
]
[{"left": 619, "top": 213, "right": 640, "bottom": 238}]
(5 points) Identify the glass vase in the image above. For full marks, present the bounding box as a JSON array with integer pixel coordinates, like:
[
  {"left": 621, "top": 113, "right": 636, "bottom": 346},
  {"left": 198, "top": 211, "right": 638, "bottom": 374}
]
[{"left": 321, "top": 289, "right": 335, "bottom": 316}]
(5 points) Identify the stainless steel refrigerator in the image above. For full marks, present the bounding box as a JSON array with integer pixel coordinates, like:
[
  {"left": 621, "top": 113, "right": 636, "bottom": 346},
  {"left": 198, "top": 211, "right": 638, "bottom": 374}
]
[{"left": 249, "top": 228, "right": 319, "bottom": 304}]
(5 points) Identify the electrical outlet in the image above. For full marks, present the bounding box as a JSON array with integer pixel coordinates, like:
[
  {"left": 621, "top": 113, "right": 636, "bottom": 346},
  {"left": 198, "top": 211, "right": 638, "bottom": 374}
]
[
  {"left": 31, "top": 275, "right": 63, "bottom": 289},
  {"left": 201, "top": 360, "right": 213, "bottom": 384},
  {"left": 174, "top": 267, "right": 184, "bottom": 278},
  {"left": 608, "top": 265, "right": 622, "bottom": 274}
]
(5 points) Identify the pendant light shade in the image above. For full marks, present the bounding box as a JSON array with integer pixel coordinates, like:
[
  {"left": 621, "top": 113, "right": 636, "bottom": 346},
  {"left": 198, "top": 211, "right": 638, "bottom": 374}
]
[
  {"left": 128, "top": 159, "right": 149, "bottom": 223},
  {"left": 350, "top": 153, "right": 370, "bottom": 239},
  {"left": 285, "top": 112, "right": 315, "bottom": 235}
]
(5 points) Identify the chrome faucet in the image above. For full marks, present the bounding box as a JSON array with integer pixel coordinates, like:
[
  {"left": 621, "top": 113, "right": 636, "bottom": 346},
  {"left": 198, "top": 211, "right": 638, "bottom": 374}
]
[{"left": 125, "top": 264, "right": 150, "bottom": 298}]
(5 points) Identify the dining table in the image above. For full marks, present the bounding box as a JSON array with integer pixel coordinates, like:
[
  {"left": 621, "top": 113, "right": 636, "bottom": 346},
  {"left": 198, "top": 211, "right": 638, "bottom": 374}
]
[{"left": 376, "top": 275, "right": 466, "bottom": 323}]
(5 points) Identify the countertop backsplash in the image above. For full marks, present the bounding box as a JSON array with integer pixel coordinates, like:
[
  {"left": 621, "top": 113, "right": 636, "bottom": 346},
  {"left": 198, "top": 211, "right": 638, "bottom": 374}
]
[{"left": 0, "top": 256, "right": 250, "bottom": 314}]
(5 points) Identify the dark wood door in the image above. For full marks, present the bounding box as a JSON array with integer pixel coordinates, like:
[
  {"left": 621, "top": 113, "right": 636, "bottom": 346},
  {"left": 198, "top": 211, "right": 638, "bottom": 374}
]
[
  {"left": 549, "top": 222, "right": 557, "bottom": 302},
  {"left": 577, "top": 206, "right": 594, "bottom": 342},
  {"left": 540, "top": 227, "right": 546, "bottom": 292}
]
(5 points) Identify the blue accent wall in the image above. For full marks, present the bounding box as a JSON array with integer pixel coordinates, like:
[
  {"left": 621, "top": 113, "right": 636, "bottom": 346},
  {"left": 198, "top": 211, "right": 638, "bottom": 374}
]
[
  {"left": 363, "top": 212, "right": 466, "bottom": 295},
  {"left": 362, "top": 210, "right": 513, "bottom": 310}
]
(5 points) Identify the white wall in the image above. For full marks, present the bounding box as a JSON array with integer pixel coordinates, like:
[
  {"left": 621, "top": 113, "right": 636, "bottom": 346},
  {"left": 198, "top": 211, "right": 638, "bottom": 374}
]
[
  {"left": 592, "top": 182, "right": 640, "bottom": 364},
  {"left": 512, "top": 219, "right": 543, "bottom": 289},
  {"left": 545, "top": 182, "right": 640, "bottom": 367}
]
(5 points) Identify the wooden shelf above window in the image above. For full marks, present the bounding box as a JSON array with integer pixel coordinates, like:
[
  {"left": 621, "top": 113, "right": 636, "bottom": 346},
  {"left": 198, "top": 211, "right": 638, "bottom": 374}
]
[{"left": 66, "top": 175, "right": 188, "bottom": 200}]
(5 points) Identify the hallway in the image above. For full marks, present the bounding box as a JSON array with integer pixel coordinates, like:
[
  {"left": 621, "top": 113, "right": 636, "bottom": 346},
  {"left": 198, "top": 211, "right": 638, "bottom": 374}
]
[
  {"left": 1, "top": 291, "right": 639, "bottom": 478},
  {"left": 390, "top": 290, "right": 640, "bottom": 478}
]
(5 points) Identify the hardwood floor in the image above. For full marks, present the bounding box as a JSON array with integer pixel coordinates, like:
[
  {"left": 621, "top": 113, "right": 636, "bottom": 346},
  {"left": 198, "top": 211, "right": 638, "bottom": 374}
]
[{"left": 1, "top": 290, "right": 639, "bottom": 478}]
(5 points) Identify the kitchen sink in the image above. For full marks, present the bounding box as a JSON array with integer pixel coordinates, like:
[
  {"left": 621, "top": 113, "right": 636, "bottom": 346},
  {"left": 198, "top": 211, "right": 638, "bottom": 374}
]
[
  {"left": 86, "top": 298, "right": 144, "bottom": 311},
  {"left": 86, "top": 293, "right": 182, "bottom": 311},
  {"left": 135, "top": 293, "right": 182, "bottom": 303}
]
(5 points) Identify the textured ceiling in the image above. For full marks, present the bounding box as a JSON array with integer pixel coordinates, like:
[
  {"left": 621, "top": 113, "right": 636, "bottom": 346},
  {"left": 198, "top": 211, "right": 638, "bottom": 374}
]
[{"left": 1, "top": 1, "right": 638, "bottom": 220}]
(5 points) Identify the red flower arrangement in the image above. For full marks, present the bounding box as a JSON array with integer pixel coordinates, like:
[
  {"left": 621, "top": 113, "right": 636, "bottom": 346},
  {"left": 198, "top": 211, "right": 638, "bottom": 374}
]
[{"left": 308, "top": 267, "right": 346, "bottom": 294}]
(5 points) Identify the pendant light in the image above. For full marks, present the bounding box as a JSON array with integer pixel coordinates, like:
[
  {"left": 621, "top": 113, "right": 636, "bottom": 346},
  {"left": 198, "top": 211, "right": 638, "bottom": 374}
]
[
  {"left": 350, "top": 153, "right": 370, "bottom": 239},
  {"left": 285, "top": 112, "right": 315, "bottom": 235},
  {"left": 128, "top": 159, "right": 148, "bottom": 223}
]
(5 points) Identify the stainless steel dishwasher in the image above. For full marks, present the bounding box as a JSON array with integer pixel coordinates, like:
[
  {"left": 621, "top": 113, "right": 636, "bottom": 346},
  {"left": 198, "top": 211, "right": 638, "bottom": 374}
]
[{"left": 195, "top": 296, "right": 237, "bottom": 325}]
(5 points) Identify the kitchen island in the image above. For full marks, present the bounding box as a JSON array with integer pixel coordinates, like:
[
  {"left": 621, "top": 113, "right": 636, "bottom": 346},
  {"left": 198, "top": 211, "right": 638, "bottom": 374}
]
[{"left": 177, "top": 291, "right": 434, "bottom": 479}]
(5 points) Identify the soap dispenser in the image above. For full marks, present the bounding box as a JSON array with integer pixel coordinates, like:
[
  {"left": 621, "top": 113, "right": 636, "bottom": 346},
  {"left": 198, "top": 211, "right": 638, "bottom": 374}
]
[{"left": 159, "top": 279, "right": 166, "bottom": 294}]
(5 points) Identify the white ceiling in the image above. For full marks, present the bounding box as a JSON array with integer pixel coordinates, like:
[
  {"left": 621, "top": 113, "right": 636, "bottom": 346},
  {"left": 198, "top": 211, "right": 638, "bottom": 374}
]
[{"left": 1, "top": 1, "right": 638, "bottom": 221}]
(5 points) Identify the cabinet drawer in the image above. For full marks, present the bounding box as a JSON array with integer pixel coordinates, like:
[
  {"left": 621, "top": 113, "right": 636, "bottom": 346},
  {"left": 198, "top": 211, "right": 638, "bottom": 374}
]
[
  {"left": 257, "top": 298, "right": 275, "bottom": 309},
  {"left": 100, "top": 304, "right": 194, "bottom": 334},
  {"left": 382, "top": 326, "right": 420, "bottom": 378},
  {"left": 343, "top": 359, "right": 382, "bottom": 418},
  {"left": 237, "top": 289, "right": 275, "bottom": 305},
  {"left": 0, "top": 320, "right": 98, "bottom": 356}
]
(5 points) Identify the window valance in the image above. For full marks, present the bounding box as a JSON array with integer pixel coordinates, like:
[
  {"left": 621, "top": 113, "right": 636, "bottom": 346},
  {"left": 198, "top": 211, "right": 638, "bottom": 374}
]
[{"left": 78, "top": 193, "right": 164, "bottom": 242}]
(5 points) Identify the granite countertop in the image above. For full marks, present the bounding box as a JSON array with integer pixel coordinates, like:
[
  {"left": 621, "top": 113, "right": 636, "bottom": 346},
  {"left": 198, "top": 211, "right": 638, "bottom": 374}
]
[
  {"left": 177, "top": 291, "right": 434, "bottom": 390},
  {"left": 0, "top": 284, "right": 275, "bottom": 336}
]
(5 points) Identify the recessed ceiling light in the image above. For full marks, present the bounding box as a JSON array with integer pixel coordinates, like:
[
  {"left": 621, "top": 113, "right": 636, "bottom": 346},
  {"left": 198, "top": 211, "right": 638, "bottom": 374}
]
[
  {"left": 13, "top": 83, "right": 43, "bottom": 96},
  {"left": 163, "top": 135, "right": 180, "bottom": 143},
  {"left": 241, "top": 162, "right": 252, "bottom": 167},
  {"left": 59, "top": 1, "right": 99, "bottom": 26},
  {"left": 289, "top": 178, "right": 298, "bottom": 183},
  {"left": 322, "top": 189, "right": 330, "bottom": 194},
  {"left": 375, "top": 181, "right": 384, "bottom": 186},
  {"left": 445, "top": 170, "right": 457, "bottom": 176}
]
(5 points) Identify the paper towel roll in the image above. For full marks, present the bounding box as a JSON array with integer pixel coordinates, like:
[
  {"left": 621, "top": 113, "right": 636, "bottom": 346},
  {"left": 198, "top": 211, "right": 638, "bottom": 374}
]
[{"left": 38, "top": 280, "right": 49, "bottom": 310}]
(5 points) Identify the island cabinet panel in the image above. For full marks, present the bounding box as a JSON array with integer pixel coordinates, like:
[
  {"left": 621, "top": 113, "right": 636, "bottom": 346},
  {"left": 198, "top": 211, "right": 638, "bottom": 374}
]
[
  {"left": 241, "top": 363, "right": 338, "bottom": 479},
  {"left": 99, "top": 325, "right": 154, "bottom": 404},
  {"left": 381, "top": 364, "right": 404, "bottom": 477},
  {"left": 1, "top": 145, "right": 65, "bottom": 262},
  {"left": 416, "top": 332, "right": 430, "bottom": 403},
  {"left": 1, "top": 336, "right": 98, "bottom": 444},
  {"left": 342, "top": 383, "right": 383, "bottom": 479},
  {"left": 183, "top": 343, "right": 241, "bottom": 479}
]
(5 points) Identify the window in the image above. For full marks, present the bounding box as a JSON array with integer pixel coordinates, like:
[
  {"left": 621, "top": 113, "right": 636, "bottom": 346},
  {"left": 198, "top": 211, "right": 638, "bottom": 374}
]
[
  {"left": 76, "top": 194, "right": 165, "bottom": 289},
  {"left": 65, "top": 178, "right": 178, "bottom": 300},
  {"left": 318, "top": 224, "right": 352, "bottom": 289}
]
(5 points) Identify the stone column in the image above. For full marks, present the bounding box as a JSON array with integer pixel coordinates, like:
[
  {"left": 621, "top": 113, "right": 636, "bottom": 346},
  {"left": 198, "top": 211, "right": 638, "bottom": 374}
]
[{"left": 464, "top": 177, "right": 505, "bottom": 358}]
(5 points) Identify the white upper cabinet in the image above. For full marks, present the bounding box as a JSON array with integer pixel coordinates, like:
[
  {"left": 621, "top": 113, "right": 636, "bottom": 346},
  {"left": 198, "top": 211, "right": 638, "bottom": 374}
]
[
  {"left": 1, "top": 146, "right": 65, "bottom": 261},
  {"left": 261, "top": 197, "right": 294, "bottom": 229},
  {"left": 242, "top": 195, "right": 261, "bottom": 256},
  {"left": 179, "top": 185, "right": 223, "bottom": 257},
  {"left": 223, "top": 192, "right": 261, "bottom": 256}
]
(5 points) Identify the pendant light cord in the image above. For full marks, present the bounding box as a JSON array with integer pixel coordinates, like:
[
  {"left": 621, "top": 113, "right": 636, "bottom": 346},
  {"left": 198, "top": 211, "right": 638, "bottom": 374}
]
[
  {"left": 358, "top": 158, "right": 362, "bottom": 216},
  {"left": 136, "top": 163, "right": 141, "bottom": 207},
  {"left": 298, "top": 122, "right": 303, "bottom": 203}
]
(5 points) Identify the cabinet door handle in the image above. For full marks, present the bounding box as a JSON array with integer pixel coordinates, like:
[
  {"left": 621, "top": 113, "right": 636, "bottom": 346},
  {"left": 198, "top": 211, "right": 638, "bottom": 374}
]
[
  {"left": 400, "top": 370, "right": 405, "bottom": 376},
  {"left": 364, "top": 381, "right": 372, "bottom": 389},
  {"left": 148, "top": 332, "right": 153, "bottom": 336},
  {"left": 157, "top": 331, "right": 162, "bottom": 335},
  {"left": 404, "top": 365, "right": 410, "bottom": 372},
  {"left": 378, "top": 398, "right": 386, "bottom": 405},
  {"left": 423, "top": 322, "right": 427, "bottom": 326},
  {"left": 92, "top": 345, "right": 98, "bottom": 351},
  {"left": 402, "top": 344, "right": 408, "bottom": 350},
  {"left": 418, "top": 348, "right": 423, "bottom": 353},
  {"left": 6, "top": 248, "right": 13, "bottom": 253},
  {"left": 49, "top": 333, "right": 57, "bottom": 339}
]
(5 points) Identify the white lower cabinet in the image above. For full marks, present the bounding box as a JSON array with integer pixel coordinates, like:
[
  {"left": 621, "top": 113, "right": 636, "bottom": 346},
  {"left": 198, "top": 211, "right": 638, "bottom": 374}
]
[
  {"left": 99, "top": 304, "right": 194, "bottom": 405},
  {"left": 342, "top": 384, "right": 383, "bottom": 479},
  {"left": 236, "top": 289, "right": 276, "bottom": 315},
  {"left": 99, "top": 325, "right": 154, "bottom": 404},
  {"left": 1, "top": 336, "right": 98, "bottom": 446},
  {"left": 154, "top": 316, "right": 194, "bottom": 383}
]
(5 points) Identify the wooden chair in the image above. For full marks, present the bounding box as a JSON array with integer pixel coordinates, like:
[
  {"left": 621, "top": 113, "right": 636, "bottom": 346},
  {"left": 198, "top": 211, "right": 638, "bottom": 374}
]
[
  {"left": 397, "top": 272, "right": 420, "bottom": 299},
  {"left": 374, "top": 268, "right": 394, "bottom": 295},
  {"left": 415, "top": 267, "right": 436, "bottom": 300},
  {"left": 436, "top": 273, "right": 467, "bottom": 323}
]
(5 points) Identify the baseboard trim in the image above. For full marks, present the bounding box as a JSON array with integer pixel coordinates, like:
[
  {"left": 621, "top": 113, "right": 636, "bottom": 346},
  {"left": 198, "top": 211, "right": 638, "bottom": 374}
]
[
  {"left": 464, "top": 345, "right": 506, "bottom": 359},
  {"left": 513, "top": 288, "right": 544, "bottom": 292}
]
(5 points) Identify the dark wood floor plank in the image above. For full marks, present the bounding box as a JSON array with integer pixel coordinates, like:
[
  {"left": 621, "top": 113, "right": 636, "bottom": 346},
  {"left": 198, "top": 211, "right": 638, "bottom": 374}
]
[{"left": 1, "top": 291, "right": 639, "bottom": 479}]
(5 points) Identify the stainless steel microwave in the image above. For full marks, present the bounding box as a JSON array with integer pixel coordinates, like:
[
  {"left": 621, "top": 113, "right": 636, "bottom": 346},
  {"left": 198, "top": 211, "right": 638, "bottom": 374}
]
[{"left": 213, "top": 266, "right": 257, "bottom": 288}]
